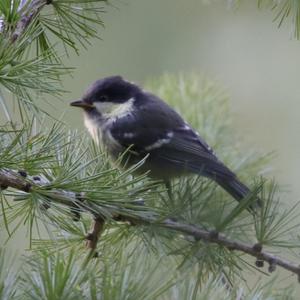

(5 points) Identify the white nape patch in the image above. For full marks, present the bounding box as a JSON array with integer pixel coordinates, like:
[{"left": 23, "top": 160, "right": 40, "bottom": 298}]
[
  {"left": 84, "top": 114, "right": 101, "bottom": 144},
  {"left": 145, "top": 131, "right": 173, "bottom": 151},
  {"left": 94, "top": 98, "right": 135, "bottom": 121}
]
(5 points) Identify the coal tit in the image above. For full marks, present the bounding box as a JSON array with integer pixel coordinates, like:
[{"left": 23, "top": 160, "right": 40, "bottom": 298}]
[{"left": 71, "top": 75, "right": 253, "bottom": 203}]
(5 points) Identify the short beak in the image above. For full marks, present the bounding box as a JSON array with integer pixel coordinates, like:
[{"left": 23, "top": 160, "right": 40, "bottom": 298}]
[{"left": 70, "top": 100, "right": 94, "bottom": 109}]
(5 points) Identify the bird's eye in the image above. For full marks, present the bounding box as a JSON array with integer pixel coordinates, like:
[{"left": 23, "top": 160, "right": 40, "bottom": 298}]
[{"left": 99, "top": 95, "right": 109, "bottom": 102}]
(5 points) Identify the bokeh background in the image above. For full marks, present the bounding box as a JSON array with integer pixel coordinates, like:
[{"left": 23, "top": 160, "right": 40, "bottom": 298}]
[{"left": 62, "top": 0, "right": 299, "bottom": 205}]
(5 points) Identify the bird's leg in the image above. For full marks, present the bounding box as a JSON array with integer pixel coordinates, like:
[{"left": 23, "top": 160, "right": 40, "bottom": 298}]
[{"left": 164, "top": 179, "right": 173, "bottom": 201}]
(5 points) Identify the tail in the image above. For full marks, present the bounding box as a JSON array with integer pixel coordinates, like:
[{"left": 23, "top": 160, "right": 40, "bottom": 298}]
[
  {"left": 216, "top": 177, "right": 250, "bottom": 202},
  {"left": 215, "top": 177, "right": 261, "bottom": 209}
]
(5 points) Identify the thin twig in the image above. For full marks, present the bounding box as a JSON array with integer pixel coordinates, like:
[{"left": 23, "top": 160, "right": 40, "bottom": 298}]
[
  {"left": 0, "top": 169, "right": 32, "bottom": 192},
  {"left": 11, "top": 0, "right": 50, "bottom": 42},
  {"left": 1, "top": 168, "right": 300, "bottom": 280}
]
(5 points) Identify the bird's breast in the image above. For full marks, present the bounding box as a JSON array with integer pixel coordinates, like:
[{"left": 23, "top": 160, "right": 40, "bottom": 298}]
[
  {"left": 84, "top": 114, "right": 102, "bottom": 144},
  {"left": 83, "top": 113, "right": 124, "bottom": 159}
]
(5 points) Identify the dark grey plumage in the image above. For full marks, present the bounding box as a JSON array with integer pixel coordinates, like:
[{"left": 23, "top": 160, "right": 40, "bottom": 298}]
[{"left": 71, "top": 76, "right": 253, "bottom": 203}]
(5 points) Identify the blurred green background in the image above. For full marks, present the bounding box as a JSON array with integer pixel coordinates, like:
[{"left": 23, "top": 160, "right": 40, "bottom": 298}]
[{"left": 61, "top": 0, "right": 299, "bottom": 204}]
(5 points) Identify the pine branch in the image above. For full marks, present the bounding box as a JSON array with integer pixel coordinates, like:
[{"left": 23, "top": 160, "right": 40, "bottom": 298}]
[
  {"left": 11, "top": 0, "right": 50, "bottom": 42},
  {"left": 0, "top": 168, "right": 32, "bottom": 192},
  {"left": 1, "top": 167, "right": 300, "bottom": 280},
  {"left": 0, "top": 0, "right": 107, "bottom": 119}
]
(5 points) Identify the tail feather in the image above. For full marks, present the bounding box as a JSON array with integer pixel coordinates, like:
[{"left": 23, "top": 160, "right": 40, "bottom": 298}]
[
  {"left": 216, "top": 177, "right": 251, "bottom": 202},
  {"left": 215, "top": 176, "right": 262, "bottom": 210}
]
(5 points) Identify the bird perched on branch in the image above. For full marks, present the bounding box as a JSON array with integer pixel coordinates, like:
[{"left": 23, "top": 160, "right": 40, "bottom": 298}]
[{"left": 71, "top": 75, "right": 254, "bottom": 203}]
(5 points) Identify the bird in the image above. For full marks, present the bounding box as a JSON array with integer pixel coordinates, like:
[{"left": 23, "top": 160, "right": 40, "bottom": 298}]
[{"left": 70, "top": 75, "right": 255, "bottom": 204}]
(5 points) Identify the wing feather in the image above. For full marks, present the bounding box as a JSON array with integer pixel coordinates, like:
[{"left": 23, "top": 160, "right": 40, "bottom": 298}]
[{"left": 110, "top": 93, "right": 235, "bottom": 180}]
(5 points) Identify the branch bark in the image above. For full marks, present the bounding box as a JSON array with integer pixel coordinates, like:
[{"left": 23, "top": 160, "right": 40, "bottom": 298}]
[
  {"left": 1, "top": 168, "right": 300, "bottom": 280},
  {"left": 86, "top": 217, "right": 105, "bottom": 255},
  {"left": 11, "top": 0, "right": 50, "bottom": 42}
]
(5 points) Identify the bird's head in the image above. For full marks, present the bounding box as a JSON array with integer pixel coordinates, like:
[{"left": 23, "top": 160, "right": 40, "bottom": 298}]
[{"left": 70, "top": 76, "right": 140, "bottom": 117}]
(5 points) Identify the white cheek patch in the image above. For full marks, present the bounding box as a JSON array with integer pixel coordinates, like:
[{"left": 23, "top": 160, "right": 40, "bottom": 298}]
[
  {"left": 94, "top": 98, "right": 135, "bottom": 121},
  {"left": 83, "top": 98, "right": 135, "bottom": 149},
  {"left": 145, "top": 131, "right": 174, "bottom": 151},
  {"left": 94, "top": 102, "right": 115, "bottom": 115}
]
